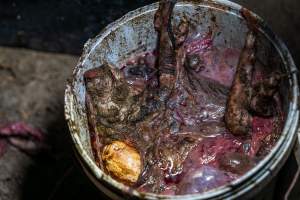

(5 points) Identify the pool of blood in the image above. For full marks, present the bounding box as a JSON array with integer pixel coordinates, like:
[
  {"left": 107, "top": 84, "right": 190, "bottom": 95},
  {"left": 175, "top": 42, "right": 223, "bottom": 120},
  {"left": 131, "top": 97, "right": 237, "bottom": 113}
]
[{"left": 102, "top": 36, "right": 284, "bottom": 195}]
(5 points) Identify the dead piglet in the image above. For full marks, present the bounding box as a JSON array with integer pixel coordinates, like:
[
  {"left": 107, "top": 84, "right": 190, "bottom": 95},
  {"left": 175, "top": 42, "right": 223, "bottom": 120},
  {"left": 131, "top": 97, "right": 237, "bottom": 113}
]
[
  {"left": 84, "top": 64, "right": 145, "bottom": 127},
  {"left": 85, "top": 65, "right": 119, "bottom": 126},
  {"left": 84, "top": 64, "right": 146, "bottom": 169},
  {"left": 225, "top": 31, "right": 256, "bottom": 136}
]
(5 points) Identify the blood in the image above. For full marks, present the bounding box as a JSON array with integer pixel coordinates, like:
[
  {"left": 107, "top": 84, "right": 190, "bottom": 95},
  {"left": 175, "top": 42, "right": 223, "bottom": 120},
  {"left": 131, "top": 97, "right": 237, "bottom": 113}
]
[
  {"left": 87, "top": 35, "right": 284, "bottom": 195},
  {"left": 135, "top": 37, "right": 281, "bottom": 194}
]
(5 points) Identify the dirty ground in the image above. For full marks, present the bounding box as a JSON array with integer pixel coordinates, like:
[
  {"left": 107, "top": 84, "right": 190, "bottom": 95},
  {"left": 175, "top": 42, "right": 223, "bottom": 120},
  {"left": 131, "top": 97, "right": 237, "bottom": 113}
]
[{"left": 0, "top": 47, "right": 103, "bottom": 200}]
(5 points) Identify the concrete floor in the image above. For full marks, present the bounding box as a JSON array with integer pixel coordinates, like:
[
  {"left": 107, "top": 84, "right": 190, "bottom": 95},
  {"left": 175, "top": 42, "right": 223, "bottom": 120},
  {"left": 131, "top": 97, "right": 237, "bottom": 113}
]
[{"left": 0, "top": 47, "right": 81, "bottom": 200}]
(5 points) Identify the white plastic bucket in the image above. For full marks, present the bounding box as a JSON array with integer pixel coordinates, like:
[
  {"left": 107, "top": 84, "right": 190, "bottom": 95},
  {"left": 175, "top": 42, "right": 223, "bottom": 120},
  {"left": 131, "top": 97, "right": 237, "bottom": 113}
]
[{"left": 65, "top": 0, "right": 299, "bottom": 199}]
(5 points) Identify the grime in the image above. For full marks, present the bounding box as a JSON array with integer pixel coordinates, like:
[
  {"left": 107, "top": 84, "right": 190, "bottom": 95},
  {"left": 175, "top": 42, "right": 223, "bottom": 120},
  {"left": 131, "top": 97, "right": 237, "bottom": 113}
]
[{"left": 83, "top": 0, "right": 284, "bottom": 195}]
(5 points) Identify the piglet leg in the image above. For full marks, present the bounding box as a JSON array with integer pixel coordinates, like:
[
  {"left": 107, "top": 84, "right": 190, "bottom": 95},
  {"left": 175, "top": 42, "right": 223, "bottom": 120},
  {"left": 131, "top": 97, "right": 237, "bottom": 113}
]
[
  {"left": 154, "top": 0, "right": 177, "bottom": 93},
  {"left": 225, "top": 32, "right": 256, "bottom": 136}
]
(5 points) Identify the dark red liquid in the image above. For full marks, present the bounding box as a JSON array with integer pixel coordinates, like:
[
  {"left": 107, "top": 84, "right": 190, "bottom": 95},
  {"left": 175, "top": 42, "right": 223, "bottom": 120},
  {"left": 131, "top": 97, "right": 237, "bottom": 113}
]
[
  {"left": 89, "top": 35, "right": 284, "bottom": 195},
  {"left": 121, "top": 36, "right": 282, "bottom": 195}
]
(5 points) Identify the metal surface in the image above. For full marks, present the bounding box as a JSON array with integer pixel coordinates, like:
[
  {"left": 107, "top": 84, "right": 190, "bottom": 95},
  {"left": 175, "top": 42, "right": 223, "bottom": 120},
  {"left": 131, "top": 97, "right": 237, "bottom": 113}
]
[{"left": 64, "top": 0, "right": 299, "bottom": 199}]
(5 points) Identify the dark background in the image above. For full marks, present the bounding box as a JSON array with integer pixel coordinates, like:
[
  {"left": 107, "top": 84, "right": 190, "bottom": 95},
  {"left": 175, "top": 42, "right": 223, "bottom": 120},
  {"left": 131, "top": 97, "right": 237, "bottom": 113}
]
[
  {"left": 0, "top": 0, "right": 154, "bottom": 55},
  {"left": 1, "top": 0, "right": 299, "bottom": 64},
  {"left": 0, "top": 0, "right": 299, "bottom": 200}
]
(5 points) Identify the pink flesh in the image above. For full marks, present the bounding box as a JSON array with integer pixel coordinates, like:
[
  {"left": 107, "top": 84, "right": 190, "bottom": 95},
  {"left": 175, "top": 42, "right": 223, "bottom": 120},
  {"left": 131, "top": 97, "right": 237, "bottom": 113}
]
[
  {"left": 0, "top": 122, "right": 44, "bottom": 141},
  {"left": 249, "top": 116, "right": 281, "bottom": 156},
  {"left": 184, "top": 135, "right": 243, "bottom": 168},
  {"left": 185, "top": 36, "right": 239, "bottom": 87},
  {"left": 196, "top": 47, "right": 239, "bottom": 87},
  {"left": 0, "top": 122, "right": 46, "bottom": 156}
]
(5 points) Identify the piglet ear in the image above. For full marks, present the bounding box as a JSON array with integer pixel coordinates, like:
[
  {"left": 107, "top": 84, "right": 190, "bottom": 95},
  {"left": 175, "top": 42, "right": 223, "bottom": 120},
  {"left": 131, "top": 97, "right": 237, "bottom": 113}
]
[
  {"left": 84, "top": 68, "right": 99, "bottom": 79},
  {"left": 84, "top": 63, "right": 116, "bottom": 80}
]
